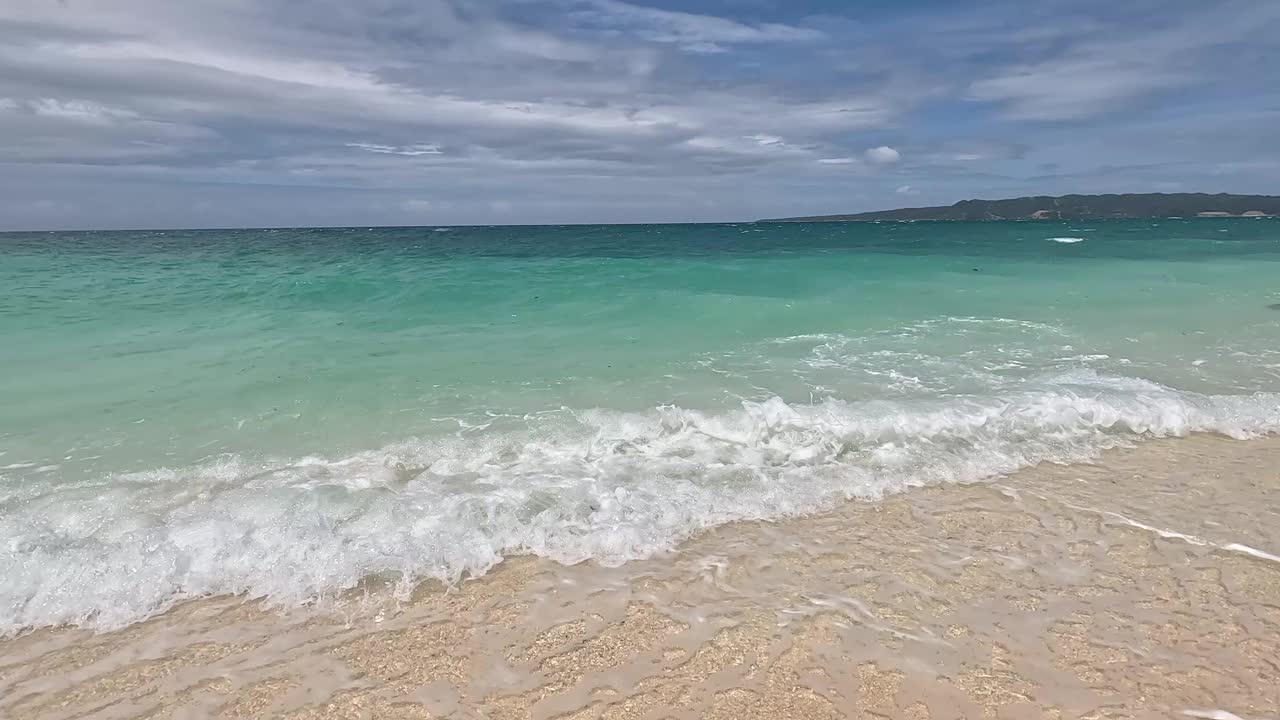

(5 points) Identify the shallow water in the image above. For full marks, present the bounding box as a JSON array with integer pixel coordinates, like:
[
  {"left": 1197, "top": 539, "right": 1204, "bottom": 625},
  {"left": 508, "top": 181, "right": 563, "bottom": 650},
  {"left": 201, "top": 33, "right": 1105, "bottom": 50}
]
[
  {"left": 2, "top": 219, "right": 1279, "bottom": 634},
  {"left": 3, "top": 436, "right": 1278, "bottom": 720}
]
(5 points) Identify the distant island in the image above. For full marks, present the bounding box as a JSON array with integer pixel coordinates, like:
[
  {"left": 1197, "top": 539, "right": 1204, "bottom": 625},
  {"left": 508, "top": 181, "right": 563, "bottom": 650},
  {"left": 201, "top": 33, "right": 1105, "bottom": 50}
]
[{"left": 762, "top": 193, "right": 1280, "bottom": 222}]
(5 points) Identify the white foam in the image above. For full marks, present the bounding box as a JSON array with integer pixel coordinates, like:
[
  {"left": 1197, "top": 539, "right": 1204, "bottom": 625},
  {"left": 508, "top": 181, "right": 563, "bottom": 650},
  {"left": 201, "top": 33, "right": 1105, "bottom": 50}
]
[
  {"left": 1049, "top": 237, "right": 1086, "bottom": 243},
  {"left": 1029, "top": 495, "right": 1280, "bottom": 567},
  {"left": 1222, "top": 543, "right": 1280, "bottom": 564},
  {"left": 1, "top": 372, "right": 1277, "bottom": 635},
  {"left": 1182, "top": 711, "right": 1248, "bottom": 720}
]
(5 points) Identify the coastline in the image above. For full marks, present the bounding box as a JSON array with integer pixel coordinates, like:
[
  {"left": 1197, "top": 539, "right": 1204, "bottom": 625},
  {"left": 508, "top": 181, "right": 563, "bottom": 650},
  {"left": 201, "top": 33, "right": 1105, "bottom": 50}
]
[{"left": 3, "top": 433, "right": 1279, "bottom": 720}]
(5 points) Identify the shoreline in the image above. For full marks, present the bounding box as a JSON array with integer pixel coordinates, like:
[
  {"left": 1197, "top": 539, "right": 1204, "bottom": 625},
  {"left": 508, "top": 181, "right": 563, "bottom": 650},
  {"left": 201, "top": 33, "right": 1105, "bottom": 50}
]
[{"left": 3, "top": 433, "right": 1279, "bottom": 719}]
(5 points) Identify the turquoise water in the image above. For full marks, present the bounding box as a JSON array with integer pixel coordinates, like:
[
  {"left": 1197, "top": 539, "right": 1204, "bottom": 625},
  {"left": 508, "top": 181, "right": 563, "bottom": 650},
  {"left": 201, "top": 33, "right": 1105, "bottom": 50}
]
[{"left": 2, "top": 219, "right": 1279, "bottom": 633}]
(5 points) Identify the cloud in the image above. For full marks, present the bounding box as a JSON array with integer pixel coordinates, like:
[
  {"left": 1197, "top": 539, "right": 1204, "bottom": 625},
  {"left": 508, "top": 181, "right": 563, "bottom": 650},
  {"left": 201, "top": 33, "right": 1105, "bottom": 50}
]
[
  {"left": 896, "top": 185, "right": 919, "bottom": 195},
  {"left": 0, "top": 93, "right": 215, "bottom": 164},
  {"left": 864, "top": 146, "right": 900, "bottom": 164},
  {"left": 739, "top": 134, "right": 812, "bottom": 154},
  {"left": 0, "top": 0, "right": 1278, "bottom": 228},
  {"left": 27, "top": 198, "right": 74, "bottom": 215},
  {"left": 29, "top": 99, "right": 139, "bottom": 123},
  {"left": 967, "top": 1, "right": 1280, "bottom": 120},
  {"left": 565, "top": 0, "right": 823, "bottom": 53},
  {"left": 348, "top": 143, "right": 443, "bottom": 156},
  {"left": 402, "top": 199, "right": 433, "bottom": 212},
  {"left": 969, "top": 59, "right": 1184, "bottom": 121}
]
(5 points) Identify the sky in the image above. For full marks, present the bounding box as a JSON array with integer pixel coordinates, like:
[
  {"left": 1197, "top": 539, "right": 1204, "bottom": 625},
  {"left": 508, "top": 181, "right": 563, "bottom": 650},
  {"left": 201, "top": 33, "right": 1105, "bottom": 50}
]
[{"left": 1, "top": 0, "right": 1278, "bottom": 229}]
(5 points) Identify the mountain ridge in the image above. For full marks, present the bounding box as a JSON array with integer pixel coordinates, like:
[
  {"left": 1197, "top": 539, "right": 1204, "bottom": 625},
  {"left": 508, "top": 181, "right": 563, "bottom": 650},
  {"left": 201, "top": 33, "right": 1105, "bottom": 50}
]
[{"left": 760, "top": 193, "right": 1280, "bottom": 222}]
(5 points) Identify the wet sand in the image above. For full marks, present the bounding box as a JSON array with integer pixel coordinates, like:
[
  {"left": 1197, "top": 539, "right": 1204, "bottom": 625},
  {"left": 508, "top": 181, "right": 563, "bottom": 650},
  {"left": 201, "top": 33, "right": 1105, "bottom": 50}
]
[{"left": 3, "top": 434, "right": 1279, "bottom": 720}]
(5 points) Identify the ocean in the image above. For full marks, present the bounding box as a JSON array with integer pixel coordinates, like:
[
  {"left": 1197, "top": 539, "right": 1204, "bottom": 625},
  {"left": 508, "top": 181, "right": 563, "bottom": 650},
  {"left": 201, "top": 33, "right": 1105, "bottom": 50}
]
[{"left": 2, "top": 219, "right": 1278, "bottom": 635}]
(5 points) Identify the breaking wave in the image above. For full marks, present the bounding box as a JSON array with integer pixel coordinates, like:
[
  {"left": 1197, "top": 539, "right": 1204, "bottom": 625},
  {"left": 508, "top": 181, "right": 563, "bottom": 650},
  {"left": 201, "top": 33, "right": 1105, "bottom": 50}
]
[{"left": 2, "top": 370, "right": 1277, "bottom": 635}]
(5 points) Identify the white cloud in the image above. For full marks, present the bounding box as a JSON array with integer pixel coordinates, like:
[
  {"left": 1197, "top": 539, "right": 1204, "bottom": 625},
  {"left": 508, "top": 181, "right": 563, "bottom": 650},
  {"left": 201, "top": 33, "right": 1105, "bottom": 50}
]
[
  {"left": 30, "top": 99, "right": 139, "bottom": 124},
  {"left": 348, "top": 142, "right": 443, "bottom": 156},
  {"left": 817, "top": 157, "right": 856, "bottom": 165},
  {"left": 743, "top": 134, "right": 810, "bottom": 153},
  {"left": 967, "top": 3, "right": 1280, "bottom": 120},
  {"left": 488, "top": 27, "right": 602, "bottom": 64},
  {"left": 681, "top": 42, "right": 729, "bottom": 55},
  {"left": 896, "top": 185, "right": 919, "bottom": 195},
  {"left": 864, "top": 146, "right": 900, "bottom": 164},
  {"left": 0, "top": 0, "right": 901, "bottom": 182},
  {"left": 569, "top": 0, "right": 823, "bottom": 53},
  {"left": 969, "top": 59, "right": 1182, "bottom": 120},
  {"left": 681, "top": 132, "right": 815, "bottom": 159}
]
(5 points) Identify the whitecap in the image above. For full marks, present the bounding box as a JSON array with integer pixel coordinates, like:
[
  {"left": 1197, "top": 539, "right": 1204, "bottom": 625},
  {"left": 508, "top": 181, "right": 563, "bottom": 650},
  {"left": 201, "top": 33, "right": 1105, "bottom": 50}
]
[
  {"left": 1049, "top": 237, "right": 1086, "bottom": 243},
  {"left": 1, "top": 371, "right": 1276, "bottom": 635}
]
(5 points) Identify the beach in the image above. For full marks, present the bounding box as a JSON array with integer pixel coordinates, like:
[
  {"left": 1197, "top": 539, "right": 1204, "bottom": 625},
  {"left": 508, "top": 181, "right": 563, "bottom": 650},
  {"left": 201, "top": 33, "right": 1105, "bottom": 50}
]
[
  {"left": 3, "top": 221, "right": 1279, "bottom": 718},
  {"left": 4, "top": 433, "right": 1278, "bottom": 720}
]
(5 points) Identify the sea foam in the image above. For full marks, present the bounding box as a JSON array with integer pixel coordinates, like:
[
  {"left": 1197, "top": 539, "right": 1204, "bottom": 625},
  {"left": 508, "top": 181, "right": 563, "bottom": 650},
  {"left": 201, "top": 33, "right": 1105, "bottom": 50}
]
[{"left": 2, "top": 371, "right": 1277, "bottom": 635}]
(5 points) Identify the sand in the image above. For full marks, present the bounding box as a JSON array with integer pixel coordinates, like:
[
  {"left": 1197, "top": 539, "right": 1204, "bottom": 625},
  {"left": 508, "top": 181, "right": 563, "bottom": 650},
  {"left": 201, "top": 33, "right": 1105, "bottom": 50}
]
[{"left": 3, "top": 434, "right": 1279, "bottom": 720}]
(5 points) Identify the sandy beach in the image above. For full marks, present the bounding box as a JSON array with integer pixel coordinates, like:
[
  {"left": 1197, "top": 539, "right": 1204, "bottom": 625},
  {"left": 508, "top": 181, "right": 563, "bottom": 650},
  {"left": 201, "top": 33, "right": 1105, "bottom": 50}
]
[{"left": 3, "top": 433, "right": 1278, "bottom": 720}]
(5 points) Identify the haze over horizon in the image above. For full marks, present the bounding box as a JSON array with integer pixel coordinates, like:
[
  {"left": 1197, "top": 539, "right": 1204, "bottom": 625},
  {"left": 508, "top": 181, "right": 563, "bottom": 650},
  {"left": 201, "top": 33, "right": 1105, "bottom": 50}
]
[{"left": 2, "top": 0, "right": 1278, "bottom": 230}]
